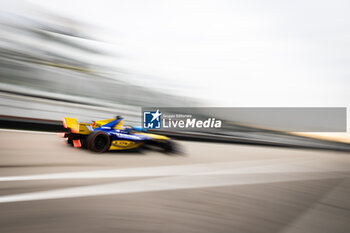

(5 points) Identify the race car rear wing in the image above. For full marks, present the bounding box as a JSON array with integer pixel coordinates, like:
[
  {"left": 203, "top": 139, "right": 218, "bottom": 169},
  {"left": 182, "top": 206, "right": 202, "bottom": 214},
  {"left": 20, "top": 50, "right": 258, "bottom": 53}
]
[
  {"left": 62, "top": 117, "right": 78, "bottom": 129},
  {"left": 62, "top": 117, "right": 90, "bottom": 134}
]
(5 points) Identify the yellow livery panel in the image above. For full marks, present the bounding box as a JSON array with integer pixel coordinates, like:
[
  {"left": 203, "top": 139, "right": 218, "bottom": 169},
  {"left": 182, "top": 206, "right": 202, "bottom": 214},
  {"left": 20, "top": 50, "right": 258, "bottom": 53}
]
[{"left": 109, "top": 140, "right": 143, "bottom": 150}]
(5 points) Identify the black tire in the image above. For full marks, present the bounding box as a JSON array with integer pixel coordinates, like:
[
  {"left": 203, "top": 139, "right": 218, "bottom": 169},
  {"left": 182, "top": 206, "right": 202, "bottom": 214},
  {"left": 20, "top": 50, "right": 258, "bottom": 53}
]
[
  {"left": 87, "top": 131, "right": 111, "bottom": 153},
  {"left": 162, "top": 140, "right": 180, "bottom": 154}
]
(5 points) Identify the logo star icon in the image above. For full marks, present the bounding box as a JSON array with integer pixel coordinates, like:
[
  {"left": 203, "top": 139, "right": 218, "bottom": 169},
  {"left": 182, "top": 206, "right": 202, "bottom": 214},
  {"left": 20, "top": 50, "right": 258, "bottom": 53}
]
[{"left": 151, "top": 109, "right": 161, "bottom": 122}]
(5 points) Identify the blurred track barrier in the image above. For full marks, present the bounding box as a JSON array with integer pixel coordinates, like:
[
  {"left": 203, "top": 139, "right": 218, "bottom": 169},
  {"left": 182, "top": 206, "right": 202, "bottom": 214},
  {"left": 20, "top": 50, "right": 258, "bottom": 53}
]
[
  {"left": 1, "top": 115, "right": 350, "bottom": 152},
  {"left": 0, "top": 90, "right": 141, "bottom": 125},
  {"left": 0, "top": 115, "right": 65, "bottom": 132}
]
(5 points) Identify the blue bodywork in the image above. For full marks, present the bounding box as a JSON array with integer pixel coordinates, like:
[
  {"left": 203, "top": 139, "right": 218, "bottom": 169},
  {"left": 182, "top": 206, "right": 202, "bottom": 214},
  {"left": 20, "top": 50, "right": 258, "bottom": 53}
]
[{"left": 92, "top": 118, "right": 152, "bottom": 142}]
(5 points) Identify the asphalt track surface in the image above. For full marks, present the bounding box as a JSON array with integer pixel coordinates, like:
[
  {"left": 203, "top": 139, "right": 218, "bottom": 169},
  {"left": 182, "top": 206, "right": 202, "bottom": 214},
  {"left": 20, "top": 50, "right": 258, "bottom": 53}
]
[{"left": 0, "top": 130, "right": 349, "bottom": 233}]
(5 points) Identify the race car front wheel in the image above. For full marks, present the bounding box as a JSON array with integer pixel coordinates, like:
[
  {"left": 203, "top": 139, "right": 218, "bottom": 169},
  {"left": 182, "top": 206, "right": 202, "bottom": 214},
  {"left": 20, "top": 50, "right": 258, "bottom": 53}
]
[
  {"left": 161, "top": 140, "right": 181, "bottom": 154},
  {"left": 87, "top": 131, "right": 111, "bottom": 153}
]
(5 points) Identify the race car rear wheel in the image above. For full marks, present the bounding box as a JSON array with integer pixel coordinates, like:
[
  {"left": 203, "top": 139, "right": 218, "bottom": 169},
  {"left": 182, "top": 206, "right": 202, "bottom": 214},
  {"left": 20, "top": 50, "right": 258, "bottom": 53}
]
[{"left": 87, "top": 131, "right": 111, "bottom": 153}]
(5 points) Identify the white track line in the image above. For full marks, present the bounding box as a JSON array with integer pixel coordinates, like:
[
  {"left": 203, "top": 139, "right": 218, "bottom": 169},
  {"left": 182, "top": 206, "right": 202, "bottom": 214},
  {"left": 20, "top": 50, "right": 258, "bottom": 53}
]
[
  {"left": 0, "top": 171, "right": 345, "bottom": 203},
  {"left": 1, "top": 157, "right": 348, "bottom": 203},
  {"left": 0, "top": 157, "right": 337, "bottom": 182},
  {"left": 0, "top": 129, "right": 56, "bottom": 134}
]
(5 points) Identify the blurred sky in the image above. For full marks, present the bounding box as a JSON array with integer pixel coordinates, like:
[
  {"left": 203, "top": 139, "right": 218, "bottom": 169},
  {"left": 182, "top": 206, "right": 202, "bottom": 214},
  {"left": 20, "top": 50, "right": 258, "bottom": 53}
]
[{"left": 7, "top": 0, "right": 350, "bottom": 108}]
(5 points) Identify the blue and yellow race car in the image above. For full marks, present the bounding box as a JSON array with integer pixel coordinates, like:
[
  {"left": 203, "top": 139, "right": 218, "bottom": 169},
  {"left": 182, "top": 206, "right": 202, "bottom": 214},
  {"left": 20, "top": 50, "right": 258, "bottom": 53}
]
[{"left": 59, "top": 116, "right": 177, "bottom": 153}]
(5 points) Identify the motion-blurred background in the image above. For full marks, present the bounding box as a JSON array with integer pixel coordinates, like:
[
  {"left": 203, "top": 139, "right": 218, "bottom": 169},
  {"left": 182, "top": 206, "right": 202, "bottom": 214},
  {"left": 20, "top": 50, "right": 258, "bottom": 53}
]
[
  {"left": 1, "top": 1, "right": 350, "bottom": 233},
  {"left": 1, "top": 0, "right": 350, "bottom": 146}
]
